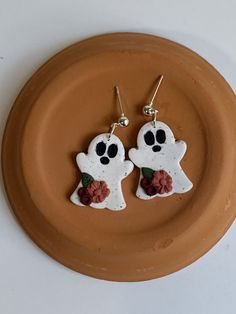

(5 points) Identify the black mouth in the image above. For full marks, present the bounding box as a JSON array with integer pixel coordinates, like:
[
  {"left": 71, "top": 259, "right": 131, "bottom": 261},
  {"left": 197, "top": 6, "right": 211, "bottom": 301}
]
[
  {"left": 100, "top": 156, "right": 110, "bottom": 165},
  {"left": 152, "top": 145, "right": 162, "bottom": 152}
]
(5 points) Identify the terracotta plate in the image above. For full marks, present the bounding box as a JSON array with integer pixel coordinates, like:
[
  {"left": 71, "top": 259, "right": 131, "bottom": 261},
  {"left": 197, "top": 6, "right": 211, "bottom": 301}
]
[{"left": 2, "top": 33, "right": 236, "bottom": 281}]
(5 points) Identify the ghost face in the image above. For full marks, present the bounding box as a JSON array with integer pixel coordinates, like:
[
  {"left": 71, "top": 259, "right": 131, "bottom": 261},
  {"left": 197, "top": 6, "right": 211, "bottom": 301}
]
[
  {"left": 138, "top": 121, "right": 175, "bottom": 150},
  {"left": 87, "top": 133, "right": 125, "bottom": 167},
  {"left": 130, "top": 122, "right": 177, "bottom": 170}
]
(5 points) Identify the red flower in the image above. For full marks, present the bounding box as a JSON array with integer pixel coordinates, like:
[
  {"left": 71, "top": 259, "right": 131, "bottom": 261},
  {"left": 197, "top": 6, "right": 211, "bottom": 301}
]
[
  {"left": 152, "top": 170, "right": 173, "bottom": 194},
  {"left": 140, "top": 177, "right": 152, "bottom": 189},
  {"left": 140, "top": 169, "right": 173, "bottom": 196},
  {"left": 78, "top": 187, "right": 92, "bottom": 206},
  {"left": 87, "top": 180, "right": 110, "bottom": 203},
  {"left": 145, "top": 185, "right": 158, "bottom": 196}
]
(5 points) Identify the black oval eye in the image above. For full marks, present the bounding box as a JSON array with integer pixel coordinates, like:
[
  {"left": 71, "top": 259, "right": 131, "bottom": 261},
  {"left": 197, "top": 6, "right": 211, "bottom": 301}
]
[
  {"left": 156, "top": 129, "right": 166, "bottom": 144},
  {"left": 144, "top": 131, "right": 155, "bottom": 146},
  {"left": 107, "top": 144, "right": 118, "bottom": 158},
  {"left": 96, "top": 141, "right": 106, "bottom": 156}
]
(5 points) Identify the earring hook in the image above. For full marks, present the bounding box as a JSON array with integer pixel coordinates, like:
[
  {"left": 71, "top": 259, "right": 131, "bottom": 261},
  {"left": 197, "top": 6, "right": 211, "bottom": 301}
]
[
  {"left": 149, "top": 74, "right": 164, "bottom": 107},
  {"left": 115, "top": 86, "right": 125, "bottom": 117},
  {"left": 143, "top": 75, "right": 164, "bottom": 127},
  {"left": 108, "top": 86, "right": 129, "bottom": 140}
]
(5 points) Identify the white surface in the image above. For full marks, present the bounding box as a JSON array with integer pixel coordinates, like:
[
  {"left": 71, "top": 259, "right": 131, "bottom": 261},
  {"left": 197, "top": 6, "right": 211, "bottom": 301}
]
[
  {"left": 70, "top": 133, "right": 134, "bottom": 210},
  {"left": 129, "top": 121, "right": 193, "bottom": 199},
  {"left": 0, "top": 0, "right": 235, "bottom": 313}
]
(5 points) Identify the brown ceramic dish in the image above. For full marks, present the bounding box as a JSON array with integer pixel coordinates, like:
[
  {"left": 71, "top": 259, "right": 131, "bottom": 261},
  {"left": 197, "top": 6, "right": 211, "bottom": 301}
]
[{"left": 2, "top": 33, "right": 236, "bottom": 281}]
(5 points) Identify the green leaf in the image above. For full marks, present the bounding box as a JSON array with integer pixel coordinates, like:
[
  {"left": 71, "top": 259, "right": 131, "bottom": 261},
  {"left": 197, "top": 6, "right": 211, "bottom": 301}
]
[
  {"left": 82, "top": 173, "right": 94, "bottom": 187},
  {"left": 141, "top": 167, "right": 154, "bottom": 178}
]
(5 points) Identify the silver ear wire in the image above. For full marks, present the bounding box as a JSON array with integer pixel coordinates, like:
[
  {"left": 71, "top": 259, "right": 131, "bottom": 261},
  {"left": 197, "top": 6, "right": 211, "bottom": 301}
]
[
  {"left": 108, "top": 86, "right": 129, "bottom": 140},
  {"left": 115, "top": 86, "right": 129, "bottom": 128},
  {"left": 143, "top": 74, "right": 163, "bottom": 127}
]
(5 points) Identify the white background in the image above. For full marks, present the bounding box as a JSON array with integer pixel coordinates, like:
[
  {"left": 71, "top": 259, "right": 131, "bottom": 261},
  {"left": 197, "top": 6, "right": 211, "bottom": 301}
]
[{"left": 0, "top": 1, "right": 236, "bottom": 313}]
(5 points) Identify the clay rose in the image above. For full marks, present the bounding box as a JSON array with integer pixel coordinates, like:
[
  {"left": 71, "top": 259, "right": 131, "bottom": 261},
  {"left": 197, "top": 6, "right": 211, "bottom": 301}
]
[
  {"left": 145, "top": 185, "right": 158, "bottom": 196},
  {"left": 140, "top": 177, "right": 152, "bottom": 189},
  {"left": 140, "top": 169, "right": 173, "bottom": 196},
  {"left": 78, "top": 187, "right": 92, "bottom": 206},
  {"left": 152, "top": 170, "right": 173, "bottom": 194},
  {"left": 87, "top": 180, "right": 110, "bottom": 203},
  {"left": 140, "top": 177, "right": 158, "bottom": 196}
]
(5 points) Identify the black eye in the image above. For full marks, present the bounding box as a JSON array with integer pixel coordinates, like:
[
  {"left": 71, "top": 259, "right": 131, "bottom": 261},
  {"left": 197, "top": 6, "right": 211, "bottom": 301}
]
[
  {"left": 107, "top": 144, "right": 118, "bottom": 158},
  {"left": 156, "top": 129, "right": 166, "bottom": 144},
  {"left": 96, "top": 141, "right": 106, "bottom": 156},
  {"left": 144, "top": 131, "right": 155, "bottom": 146}
]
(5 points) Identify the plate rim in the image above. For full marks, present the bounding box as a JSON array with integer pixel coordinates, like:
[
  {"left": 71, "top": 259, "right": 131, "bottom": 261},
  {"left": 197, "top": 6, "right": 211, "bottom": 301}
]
[{"left": 2, "top": 32, "right": 236, "bottom": 281}]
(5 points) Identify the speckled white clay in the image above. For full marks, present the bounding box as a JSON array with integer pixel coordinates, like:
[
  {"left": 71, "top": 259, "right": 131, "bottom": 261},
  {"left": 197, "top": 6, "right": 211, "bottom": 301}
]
[
  {"left": 70, "top": 133, "right": 134, "bottom": 210},
  {"left": 129, "top": 121, "right": 193, "bottom": 200}
]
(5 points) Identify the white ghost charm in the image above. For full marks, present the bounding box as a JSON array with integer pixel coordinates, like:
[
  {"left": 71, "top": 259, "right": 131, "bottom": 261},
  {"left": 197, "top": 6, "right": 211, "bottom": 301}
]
[
  {"left": 128, "top": 121, "right": 193, "bottom": 200},
  {"left": 70, "top": 133, "right": 134, "bottom": 210}
]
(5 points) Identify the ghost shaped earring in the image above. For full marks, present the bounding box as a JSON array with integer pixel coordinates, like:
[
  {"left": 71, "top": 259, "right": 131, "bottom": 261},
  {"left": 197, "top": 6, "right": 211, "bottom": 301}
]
[
  {"left": 70, "top": 86, "right": 134, "bottom": 211},
  {"left": 128, "top": 75, "right": 193, "bottom": 200}
]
